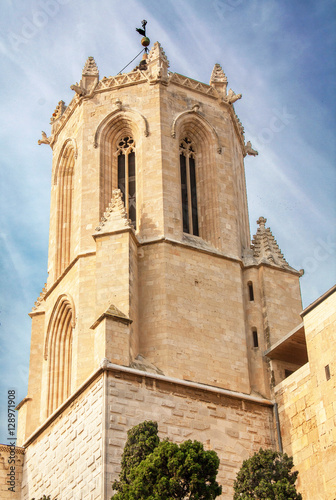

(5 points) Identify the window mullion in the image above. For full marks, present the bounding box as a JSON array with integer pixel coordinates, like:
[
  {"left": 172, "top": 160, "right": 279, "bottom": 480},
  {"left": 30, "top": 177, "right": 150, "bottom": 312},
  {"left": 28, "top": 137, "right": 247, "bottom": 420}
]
[
  {"left": 186, "top": 154, "right": 193, "bottom": 234},
  {"left": 126, "top": 149, "right": 129, "bottom": 215}
]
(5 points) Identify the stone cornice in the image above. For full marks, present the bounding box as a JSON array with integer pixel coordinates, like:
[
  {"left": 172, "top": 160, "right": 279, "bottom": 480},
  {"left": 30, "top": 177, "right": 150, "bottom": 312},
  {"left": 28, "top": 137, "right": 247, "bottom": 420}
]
[
  {"left": 104, "top": 363, "right": 274, "bottom": 407},
  {"left": 140, "top": 237, "right": 303, "bottom": 276},
  {"left": 43, "top": 251, "right": 96, "bottom": 301},
  {"left": 301, "top": 284, "right": 336, "bottom": 318},
  {"left": 95, "top": 69, "right": 148, "bottom": 93},
  {"left": 15, "top": 396, "right": 32, "bottom": 411},
  {"left": 93, "top": 226, "right": 140, "bottom": 247},
  {"left": 48, "top": 70, "right": 245, "bottom": 151},
  {"left": 28, "top": 309, "right": 46, "bottom": 318},
  {"left": 243, "top": 261, "right": 302, "bottom": 277},
  {"left": 169, "top": 72, "right": 218, "bottom": 98},
  {"left": 140, "top": 235, "right": 242, "bottom": 265}
]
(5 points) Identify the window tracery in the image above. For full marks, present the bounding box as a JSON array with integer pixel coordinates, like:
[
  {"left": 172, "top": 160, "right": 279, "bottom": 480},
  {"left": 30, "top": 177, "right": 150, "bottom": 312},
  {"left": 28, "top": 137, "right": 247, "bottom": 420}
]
[
  {"left": 117, "top": 136, "right": 136, "bottom": 228},
  {"left": 179, "top": 137, "right": 199, "bottom": 236}
]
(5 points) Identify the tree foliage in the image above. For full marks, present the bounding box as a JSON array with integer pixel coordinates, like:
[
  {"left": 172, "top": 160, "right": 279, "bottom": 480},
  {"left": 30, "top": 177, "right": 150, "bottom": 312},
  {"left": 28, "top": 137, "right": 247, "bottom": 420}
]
[
  {"left": 112, "top": 421, "right": 222, "bottom": 499},
  {"left": 116, "top": 420, "right": 160, "bottom": 486},
  {"left": 233, "top": 448, "right": 302, "bottom": 500}
]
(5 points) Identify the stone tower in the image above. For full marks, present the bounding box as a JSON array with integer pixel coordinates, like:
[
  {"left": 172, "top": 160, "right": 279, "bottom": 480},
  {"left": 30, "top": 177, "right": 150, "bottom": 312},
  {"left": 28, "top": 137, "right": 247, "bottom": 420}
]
[{"left": 15, "top": 42, "right": 303, "bottom": 499}]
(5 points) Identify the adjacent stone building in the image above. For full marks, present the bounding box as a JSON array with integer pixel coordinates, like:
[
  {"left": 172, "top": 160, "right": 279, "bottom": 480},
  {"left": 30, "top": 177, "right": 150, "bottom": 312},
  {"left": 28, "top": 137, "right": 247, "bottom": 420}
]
[
  {"left": 1, "top": 42, "right": 334, "bottom": 499},
  {"left": 271, "top": 285, "right": 336, "bottom": 499}
]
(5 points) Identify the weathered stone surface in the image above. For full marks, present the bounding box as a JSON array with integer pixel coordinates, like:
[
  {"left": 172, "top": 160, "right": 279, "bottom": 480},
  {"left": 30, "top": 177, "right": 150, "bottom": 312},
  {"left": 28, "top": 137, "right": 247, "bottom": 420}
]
[
  {"left": 275, "top": 287, "right": 336, "bottom": 500},
  {"left": 10, "top": 41, "right": 322, "bottom": 500},
  {"left": 21, "top": 377, "right": 103, "bottom": 500},
  {"left": 0, "top": 445, "right": 24, "bottom": 500}
]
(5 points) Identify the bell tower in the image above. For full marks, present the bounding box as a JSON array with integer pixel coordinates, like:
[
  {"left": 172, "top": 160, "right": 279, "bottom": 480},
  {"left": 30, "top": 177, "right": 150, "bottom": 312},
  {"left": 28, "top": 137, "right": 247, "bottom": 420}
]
[{"left": 16, "top": 38, "right": 303, "bottom": 499}]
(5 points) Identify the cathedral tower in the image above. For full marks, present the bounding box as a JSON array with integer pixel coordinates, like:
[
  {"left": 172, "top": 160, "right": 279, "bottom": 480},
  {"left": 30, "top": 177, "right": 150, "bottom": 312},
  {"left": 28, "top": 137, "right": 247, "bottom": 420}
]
[{"left": 15, "top": 41, "right": 303, "bottom": 499}]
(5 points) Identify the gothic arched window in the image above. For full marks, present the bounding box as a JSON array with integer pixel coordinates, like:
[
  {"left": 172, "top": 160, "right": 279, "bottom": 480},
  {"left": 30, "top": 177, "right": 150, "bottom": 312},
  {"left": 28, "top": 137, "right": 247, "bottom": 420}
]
[
  {"left": 55, "top": 144, "right": 75, "bottom": 276},
  {"left": 180, "top": 138, "right": 199, "bottom": 236},
  {"left": 47, "top": 296, "right": 74, "bottom": 415},
  {"left": 117, "top": 136, "right": 136, "bottom": 228}
]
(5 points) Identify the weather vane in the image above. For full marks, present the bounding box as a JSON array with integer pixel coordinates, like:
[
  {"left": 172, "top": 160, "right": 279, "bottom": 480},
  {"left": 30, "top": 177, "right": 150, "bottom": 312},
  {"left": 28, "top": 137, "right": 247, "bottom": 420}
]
[
  {"left": 118, "top": 20, "right": 151, "bottom": 74},
  {"left": 136, "top": 19, "right": 150, "bottom": 53}
]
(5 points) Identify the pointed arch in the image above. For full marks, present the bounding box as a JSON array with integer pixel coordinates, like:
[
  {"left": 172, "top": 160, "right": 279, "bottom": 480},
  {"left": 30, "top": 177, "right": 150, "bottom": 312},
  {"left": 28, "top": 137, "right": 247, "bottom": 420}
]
[
  {"left": 53, "top": 138, "right": 78, "bottom": 185},
  {"left": 94, "top": 107, "right": 149, "bottom": 148},
  {"left": 171, "top": 107, "right": 222, "bottom": 154},
  {"left": 55, "top": 141, "right": 75, "bottom": 277},
  {"left": 96, "top": 110, "right": 143, "bottom": 222},
  {"left": 174, "top": 112, "right": 221, "bottom": 246},
  {"left": 44, "top": 293, "right": 76, "bottom": 360},
  {"left": 46, "top": 294, "right": 75, "bottom": 415},
  {"left": 179, "top": 137, "right": 199, "bottom": 235}
]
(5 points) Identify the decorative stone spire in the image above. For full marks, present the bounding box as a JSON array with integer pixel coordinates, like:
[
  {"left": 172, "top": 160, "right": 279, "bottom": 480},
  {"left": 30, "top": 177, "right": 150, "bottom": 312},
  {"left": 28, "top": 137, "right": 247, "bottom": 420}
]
[
  {"left": 31, "top": 283, "right": 47, "bottom": 313},
  {"left": 50, "top": 100, "right": 66, "bottom": 124},
  {"left": 251, "top": 217, "right": 290, "bottom": 268},
  {"left": 71, "top": 56, "right": 99, "bottom": 96},
  {"left": 94, "top": 189, "right": 133, "bottom": 234},
  {"left": 146, "top": 42, "right": 169, "bottom": 84},
  {"left": 210, "top": 63, "right": 228, "bottom": 96},
  {"left": 82, "top": 56, "right": 99, "bottom": 76}
]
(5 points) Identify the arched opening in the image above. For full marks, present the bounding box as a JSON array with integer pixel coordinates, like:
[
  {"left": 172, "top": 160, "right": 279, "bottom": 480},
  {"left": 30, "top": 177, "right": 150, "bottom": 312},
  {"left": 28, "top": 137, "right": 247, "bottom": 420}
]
[
  {"left": 47, "top": 296, "right": 74, "bottom": 415},
  {"left": 248, "top": 281, "right": 254, "bottom": 301},
  {"left": 98, "top": 114, "right": 139, "bottom": 225},
  {"left": 179, "top": 137, "right": 199, "bottom": 236},
  {"left": 55, "top": 143, "right": 75, "bottom": 277},
  {"left": 176, "top": 116, "right": 219, "bottom": 244},
  {"left": 117, "top": 135, "right": 136, "bottom": 228},
  {"left": 252, "top": 328, "right": 259, "bottom": 348}
]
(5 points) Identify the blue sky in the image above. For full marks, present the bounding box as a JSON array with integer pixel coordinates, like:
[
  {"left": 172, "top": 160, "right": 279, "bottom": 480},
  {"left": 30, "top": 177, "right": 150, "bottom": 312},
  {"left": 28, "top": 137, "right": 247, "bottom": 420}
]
[{"left": 0, "top": 0, "right": 335, "bottom": 443}]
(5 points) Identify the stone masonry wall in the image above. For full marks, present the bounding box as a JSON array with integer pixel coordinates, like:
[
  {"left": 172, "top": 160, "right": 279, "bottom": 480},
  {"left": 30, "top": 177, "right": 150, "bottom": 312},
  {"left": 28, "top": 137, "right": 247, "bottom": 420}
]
[
  {"left": 275, "top": 290, "right": 336, "bottom": 500},
  {"left": 138, "top": 241, "right": 251, "bottom": 393},
  {"left": 21, "top": 375, "right": 103, "bottom": 500},
  {"left": 105, "top": 368, "right": 275, "bottom": 500},
  {"left": 0, "top": 445, "right": 24, "bottom": 500}
]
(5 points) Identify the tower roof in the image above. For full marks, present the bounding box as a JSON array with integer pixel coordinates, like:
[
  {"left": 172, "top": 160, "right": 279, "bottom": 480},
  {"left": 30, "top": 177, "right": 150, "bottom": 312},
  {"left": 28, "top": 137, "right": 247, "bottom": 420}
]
[
  {"left": 94, "top": 189, "right": 133, "bottom": 235},
  {"left": 210, "top": 63, "right": 227, "bottom": 84},
  {"left": 251, "top": 217, "right": 295, "bottom": 270},
  {"left": 82, "top": 56, "right": 99, "bottom": 76},
  {"left": 147, "top": 41, "right": 169, "bottom": 67}
]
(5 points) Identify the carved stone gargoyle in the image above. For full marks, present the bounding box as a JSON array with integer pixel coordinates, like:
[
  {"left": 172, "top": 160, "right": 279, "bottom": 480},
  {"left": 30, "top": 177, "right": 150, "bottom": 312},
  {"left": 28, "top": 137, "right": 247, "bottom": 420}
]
[
  {"left": 223, "top": 88, "right": 242, "bottom": 104},
  {"left": 245, "top": 141, "right": 258, "bottom": 156},
  {"left": 70, "top": 83, "right": 87, "bottom": 96},
  {"left": 38, "top": 131, "right": 51, "bottom": 146}
]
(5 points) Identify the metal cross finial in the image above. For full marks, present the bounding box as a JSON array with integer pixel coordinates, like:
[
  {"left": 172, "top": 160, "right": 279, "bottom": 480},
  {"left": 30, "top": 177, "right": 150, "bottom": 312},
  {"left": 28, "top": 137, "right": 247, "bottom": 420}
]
[
  {"left": 136, "top": 19, "right": 147, "bottom": 37},
  {"left": 136, "top": 19, "right": 150, "bottom": 53}
]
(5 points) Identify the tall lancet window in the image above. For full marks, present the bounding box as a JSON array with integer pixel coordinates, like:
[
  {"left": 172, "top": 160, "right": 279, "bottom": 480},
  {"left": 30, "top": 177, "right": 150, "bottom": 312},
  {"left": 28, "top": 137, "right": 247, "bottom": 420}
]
[
  {"left": 117, "top": 136, "right": 136, "bottom": 228},
  {"left": 55, "top": 145, "right": 74, "bottom": 276},
  {"left": 180, "top": 137, "right": 199, "bottom": 236},
  {"left": 47, "top": 296, "right": 74, "bottom": 416}
]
